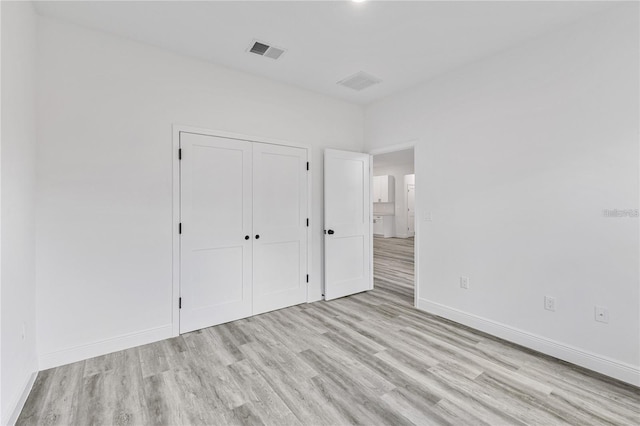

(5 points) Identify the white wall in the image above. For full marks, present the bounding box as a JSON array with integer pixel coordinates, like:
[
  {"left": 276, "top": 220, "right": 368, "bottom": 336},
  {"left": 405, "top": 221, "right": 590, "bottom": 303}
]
[
  {"left": 1, "top": 2, "right": 39, "bottom": 423},
  {"left": 365, "top": 5, "right": 639, "bottom": 385},
  {"left": 373, "top": 163, "right": 415, "bottom": 237},
  {"left": 36, "top": 17, "right": 363, "bottom": 369}
]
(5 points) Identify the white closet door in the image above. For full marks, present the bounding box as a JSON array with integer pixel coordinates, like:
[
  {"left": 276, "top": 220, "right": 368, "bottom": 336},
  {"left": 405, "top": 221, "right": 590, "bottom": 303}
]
[
  {"left": 180, "top": 133, "right": 252, "bottom": 333},
  {"left": 324, "top": 149, "right": 372, "bottom": 300},
  {"left": 252, "top": 143, "right": 307, "bottom": 314}
]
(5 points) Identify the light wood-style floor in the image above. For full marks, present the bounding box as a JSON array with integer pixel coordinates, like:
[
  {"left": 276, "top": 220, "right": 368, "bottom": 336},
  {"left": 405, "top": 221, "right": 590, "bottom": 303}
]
[{"left": 18, "top": 237, "right": 640, "bottom": 425}]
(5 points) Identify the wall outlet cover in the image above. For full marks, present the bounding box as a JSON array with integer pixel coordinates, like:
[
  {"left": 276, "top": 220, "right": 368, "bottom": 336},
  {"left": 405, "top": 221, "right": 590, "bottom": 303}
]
[
  {"left": 460, "top": 276, "right": 470, "bottom": 289},
  {"left": 544, "top": 296, "right": 556, "bottom": 312}
]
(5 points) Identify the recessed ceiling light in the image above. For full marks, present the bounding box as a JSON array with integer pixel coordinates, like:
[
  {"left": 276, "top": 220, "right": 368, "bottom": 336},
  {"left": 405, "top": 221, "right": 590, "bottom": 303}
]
[{"left": 352, "top": 0, "right": 367, "bottom": 3}]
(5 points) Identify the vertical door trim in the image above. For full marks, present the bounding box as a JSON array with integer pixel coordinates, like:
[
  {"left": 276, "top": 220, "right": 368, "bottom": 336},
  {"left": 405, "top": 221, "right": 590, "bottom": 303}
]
[{"left": 171, "top": 125, "right": 312, "bottom": 337}]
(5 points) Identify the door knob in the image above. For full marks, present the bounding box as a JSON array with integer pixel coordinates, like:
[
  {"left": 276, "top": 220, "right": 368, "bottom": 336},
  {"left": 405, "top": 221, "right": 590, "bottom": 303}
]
[
  {"left": 245, "top": 235, "right": 250, "bottom": 240},
  {"left": 327, "top": 229, "right": 335, "bottom": 235},
  {"left": 255, "top": 234, "right": 260, "bottom": 239}
]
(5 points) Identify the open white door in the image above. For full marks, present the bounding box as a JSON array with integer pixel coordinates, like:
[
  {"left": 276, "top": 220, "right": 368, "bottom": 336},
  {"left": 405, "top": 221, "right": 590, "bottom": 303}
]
[{"left": 324, "top": 149, "right": 372, "bottom": 300}]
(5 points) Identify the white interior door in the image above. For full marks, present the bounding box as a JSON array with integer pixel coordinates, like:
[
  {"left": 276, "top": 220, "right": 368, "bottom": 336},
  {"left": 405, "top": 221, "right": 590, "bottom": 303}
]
[
  {"left": 407, "top": 183, "right": 415, "bottom": 236},
  {"left": 180, "top": 133, "right": 252, "bottom": 333},
  {"left": 324, "top": 149, "right": 372, "bottom": 300},
  {"left": 252, "top": 143, "right": 308, "bottom": 314}
]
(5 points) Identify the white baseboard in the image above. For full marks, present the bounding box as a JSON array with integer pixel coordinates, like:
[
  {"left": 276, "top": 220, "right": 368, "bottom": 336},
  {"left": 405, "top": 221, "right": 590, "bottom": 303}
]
[
  {"left": 391, "top": 233, "right": 414, "bottom": 239},
  {"left": 38, "top": 324, "right": 172, "bottom": 370},
  {"left": 417, "top": 298, "right": 640, "bottom": 387},
  {"left": 4, "top": 369, "right": 37, "bottom": 426}
]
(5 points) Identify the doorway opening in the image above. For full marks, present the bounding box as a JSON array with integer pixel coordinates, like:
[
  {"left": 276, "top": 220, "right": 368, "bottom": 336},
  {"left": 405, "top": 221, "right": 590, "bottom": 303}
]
[{"left": 371, "top": 147, "right": 416, "bottom": 307}]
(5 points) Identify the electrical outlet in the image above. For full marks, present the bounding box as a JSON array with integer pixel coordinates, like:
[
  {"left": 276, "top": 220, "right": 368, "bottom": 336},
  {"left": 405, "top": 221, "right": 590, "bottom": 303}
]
[
  {"left": 544, "top": 296, "right": 556, "bottom": 312},
  {"left": 460, "top": 276, "right": 469, "bottom": 289},
  {"left": 595, "top": 306, "right": 609, "bottom": 323}
]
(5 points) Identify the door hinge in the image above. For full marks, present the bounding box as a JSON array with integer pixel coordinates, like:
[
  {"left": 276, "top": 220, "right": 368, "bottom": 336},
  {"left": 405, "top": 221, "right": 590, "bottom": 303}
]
[
  {"left": 306, "top": 162, "right": 309, "bottom": 171},
  {"left": 306, "top": 274, "right": 309, "bottom": 283},
  {"left": 306, "top": 218, "right": 309, "bottom": 227},
  {"left": 179, "top": 148, "right": 182, "bottom": 160},
  {"left": 179, "top": 223, "right": 182, "bottom": 234},
  {"left": 179, "top": 297, "right": 182, "bottom": 309}
]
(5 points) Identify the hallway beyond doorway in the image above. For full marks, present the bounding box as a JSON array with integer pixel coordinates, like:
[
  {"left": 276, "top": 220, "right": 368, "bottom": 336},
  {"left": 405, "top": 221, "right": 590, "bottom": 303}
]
[{"left": 373, "top": 236, "right": 414, "bottom": 307}]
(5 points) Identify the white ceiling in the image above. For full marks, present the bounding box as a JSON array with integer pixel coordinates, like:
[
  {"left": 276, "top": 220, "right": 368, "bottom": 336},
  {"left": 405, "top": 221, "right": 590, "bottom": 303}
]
[{"left": 34, "top": 1, "right": 616, "bottom": 105}]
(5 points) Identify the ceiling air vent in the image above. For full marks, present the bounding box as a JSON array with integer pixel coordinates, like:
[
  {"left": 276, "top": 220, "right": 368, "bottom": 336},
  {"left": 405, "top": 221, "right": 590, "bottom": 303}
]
[
  {"left": 337, "top": 71, "right": 381, "bottom": 91},
  {"left": 248, "top": 40, "right": 286, "bottom": 60}
]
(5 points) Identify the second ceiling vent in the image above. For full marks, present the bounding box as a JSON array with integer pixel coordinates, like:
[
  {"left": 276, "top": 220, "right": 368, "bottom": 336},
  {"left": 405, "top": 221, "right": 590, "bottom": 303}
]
[
  {"left": 337, "top": 71, "right": 382, "bottom": 91},
  {"left": 248, "top": 40, "right": 286, "bottom": 60}
]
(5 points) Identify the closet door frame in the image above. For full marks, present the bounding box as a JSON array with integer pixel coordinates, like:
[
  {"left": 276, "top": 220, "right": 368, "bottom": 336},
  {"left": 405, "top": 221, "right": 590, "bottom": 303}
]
[{"left": 171, "top": 125, "right": 312, "bottom": 337}]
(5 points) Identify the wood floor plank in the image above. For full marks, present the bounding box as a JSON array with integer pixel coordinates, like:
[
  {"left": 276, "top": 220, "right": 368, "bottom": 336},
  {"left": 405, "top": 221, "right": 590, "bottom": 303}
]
[
  {"left": 181, "top": 328, "right": 239, "bottom": 369},
  {"left": 138, "top": 340, "right": 171, "bottom": 379},
  {"left": 17, "top": 236, "right": 640, "bottom": 425},
  {"left": 37, "top": 361, "right": 85, "bottom": 425},
  {"left": 228, "top": 403, "right": 266, "bottom": 426},
  {"left": 143, "top": 370, "right": 205, "bottom": 426},
  {"left": 77, "top": 347, "right": 148, "bottom": 426},
  {"left": 226, "top": 359, "right": 299, "bottom": 425},
  {"left": 239, "top": 342, "right": 346, "bottom": 425},
  {"left": 15, "top": 368, "right": 55, "bottom": 426},
  {"left": 380, "top": 389, "right": 450, "bottom": 426},
  {"left": 308, "top": 374, "right": 412, "bottom": 426},
  {"left": 300, "top": 341, "right": 396, "bottom": 397}
]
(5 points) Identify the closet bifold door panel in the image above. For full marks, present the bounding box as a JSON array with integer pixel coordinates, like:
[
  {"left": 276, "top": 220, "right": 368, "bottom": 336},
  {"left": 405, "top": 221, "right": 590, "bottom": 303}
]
[
  {"left": 252, "top": 143, "right": 308, "bottom": 315},
  {"left": 179, "top": 133, "right": 253, "bottom": 334},
  {"left": 179, "top": 131, "right": 308, "bottom": 334}
]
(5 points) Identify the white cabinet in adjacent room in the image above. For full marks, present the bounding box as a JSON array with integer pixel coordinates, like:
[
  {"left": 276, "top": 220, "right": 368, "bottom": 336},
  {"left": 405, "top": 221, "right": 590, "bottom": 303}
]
[
  {"left": 373, "top": 215, "right": 394, "bottom": 238},
  {"left": 373, "top": 175, "right": 395, "bottom": 203},
  {"left": 373, "top": 215, "right": 384, "bottom": 235}
]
